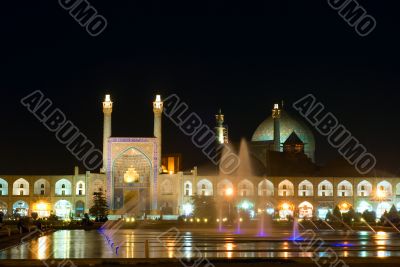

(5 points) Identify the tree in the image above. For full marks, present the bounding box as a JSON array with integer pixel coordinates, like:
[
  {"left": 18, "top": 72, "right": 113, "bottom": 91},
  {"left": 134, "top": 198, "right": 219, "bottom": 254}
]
[
  {"left": 342, "top": 207, "right": 355, "bottom": 224},
  {"left": 386, "top": 204, "right": 400, "bottom": 224},
  {"left": 31, "top": 212, "right": 39, "bottom": 220},
  {"left": 362, "top": 210, "right": 376, "bottom": 223},
  {"left": 191, "top": 194, "right": 216, "bottom": 220},
  {"left": 332, "top": 205, "right": 342, "bottom": 222},
  {"left": 89, "top": 189, "right": 109, "bottom": 221}
]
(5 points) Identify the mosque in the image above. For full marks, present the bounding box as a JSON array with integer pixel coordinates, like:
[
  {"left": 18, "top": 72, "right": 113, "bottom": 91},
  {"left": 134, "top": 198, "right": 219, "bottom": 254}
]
[{"left": 0, "top": 94, "right": 399, "bottom": 220}]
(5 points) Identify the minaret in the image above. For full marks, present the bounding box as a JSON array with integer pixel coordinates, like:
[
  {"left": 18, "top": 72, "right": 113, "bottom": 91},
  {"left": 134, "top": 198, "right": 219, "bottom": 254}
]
[
  {"left": 101, "top": 94, "right": 113, "bottom": 173},
  {"left": 272, "top": 103, "right": 281, "bottom": 152},
  {"left": 215, "top": 109, "right": 227, "bottom": 144},
  {"left": 153, "top": 95, "right": 163, "bottom": 172}
]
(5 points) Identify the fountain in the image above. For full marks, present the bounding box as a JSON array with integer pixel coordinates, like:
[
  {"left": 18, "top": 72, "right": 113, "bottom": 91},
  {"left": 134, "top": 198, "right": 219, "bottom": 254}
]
[
  {"left": 360, "top": 218, "right": 376, "bottom": 233},
  {"left": 308, "top": 219, "right": 320, "bottom": 230},
  {"left": 291, "top": 217, "right": 300, "bottom": 240},
  {"left": 217, "top": 204, "right": 223, "bottom": 232},
  {"left": 258, "top": 212, "right": 266, "bottom": 236},
  {"left": 236, "top": 209, "right": 241, "bottom": 234},
  {"left": 381, "top": 216, "right": 400, "bottom": 233},
  {"left": 322, "top": 220, "right": 336, "bottom": 231}
]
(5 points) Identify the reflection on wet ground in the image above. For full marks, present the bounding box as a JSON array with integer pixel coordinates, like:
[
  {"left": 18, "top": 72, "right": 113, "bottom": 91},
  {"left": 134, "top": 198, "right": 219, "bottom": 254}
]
[{"left": 1, "top": 229, "right": 399, "bottom": 259}]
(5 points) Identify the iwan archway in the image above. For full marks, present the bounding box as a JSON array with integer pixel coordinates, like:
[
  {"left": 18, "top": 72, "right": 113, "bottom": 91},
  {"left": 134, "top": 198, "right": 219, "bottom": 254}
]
[{"left": 108, "top": 138, "right": 158, "bottom": 215}]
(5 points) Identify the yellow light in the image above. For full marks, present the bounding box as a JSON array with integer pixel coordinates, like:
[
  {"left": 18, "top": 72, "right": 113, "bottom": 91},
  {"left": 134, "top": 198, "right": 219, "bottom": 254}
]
[
  {"left": 223, "top": 217, "right": 227, "bottom": 222},
  {"left": 36, "top": 202, "right": 48, "bottom": 211},
  {"left": 341, "top": 203, "right": 349, "bottom": 210},
  {"left": 131, "top": 217, "right": 135, "bottom": 222},
  {"left": 184, "top": 218, "right": 187, "bottom": 222},
  {"left": 377, "top": 190, "right": 386, "bottom": 198},
  {"left": 124, "top": 167, "right": 139, "bottom": 183},
  {"left": 239, "top": 218, "right": 243, "bottom": 222},
  {"left": 126, "top": 218, "right": 130, "bottom": 222},
  {"left": 204, "top": 218, "right": 208, "bottom": 223},
  {"left": 216, "top": 218, "right": 220, "bottom": 222},
  {"left": 225, "top": 188, "right": 233, "bottom": 196},
  {"left": 361, "top": 218, "right": 365, "bottom": 222},
  {"left": 196, "top": 218, "right": 200, "bottom": 223},
  {"left": 169, "top": 170, "right": 173, "bottom": 175},
  {"left": 282, "top": 203, "right": 290, "bottom": 210},
  {"left": 105, "top": 94, "right": 111, "bottom": 102},
  {"left": 190, "top": 218, "right": 193, "bottom": 222},
  {"left": 257, "top": 208, "right": 262, "bottom": 213}
]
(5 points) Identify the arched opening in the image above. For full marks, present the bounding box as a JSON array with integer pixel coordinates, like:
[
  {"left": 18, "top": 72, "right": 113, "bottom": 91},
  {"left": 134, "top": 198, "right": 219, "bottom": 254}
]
[
  {"left": 338, "top": 202, "right": 352, "bottom": 213},
  {"left": 54, "top": 200, "right": 72, "bottom": 219},
  {"left": 197, "top": 179, "right": 213, "bottom": 196},
  {"left": 377, "top": 181, "right": 392, "bottom": 198},
  {"left": 13, "top": 201, "right": 29, "bottom": 217},
  {"left": 258, "top": 179, "right": 274, "bottom": 196},
  {"left": 55, "top": 179, "right": 72, "bottom": 196},
  {"left": 0, "top": 178, "right": 8, "bottom": 196},
  {"left": 356, "top": 201, "right": 373, "bottom": 213},
  {"left": 298, "top": 201, "right": 313, "bottom": 218},
  {"left": 75, "top": 201, "right": 85, "bottom": 217},
  {"left": 357, "top": 180, "right": 372, "bottom": 197},
  {"left": 238, "top": 179, "right": 254, "bottom": 197},
  {"left": 76, "top": 181, "right": 85, "bottom": 196},
  {"left": 184, "top": 181, "right": 192, "bottom": 196},
  {"left": 278, "top": 180, "right": 294, "bottom": 197},
  {"left": 318, "top": 180, "right": 333, "bottom": 197},
  {"left": 34, "top": 179, "right": 50, "bottom": 196},
  {"left": 337, "top": 180, "right": 353, "bottom": 197},
  {"left": 13, "top": 178, "right": 29, "bottom": 196},
  {"left": 217, "top": 179, "right": 233, "bottom": 196},
  {"left": 112, "top": 147, "right": 152, "bottom": 212},
  {"left": 298, "top": 180, "right": 313, "bottom": 197},
  {"left": 278, "top": 202, "right": 294, "bottom": 220},
  {"left": 32, "top": 202, "right": 50, "bottom": 218}
]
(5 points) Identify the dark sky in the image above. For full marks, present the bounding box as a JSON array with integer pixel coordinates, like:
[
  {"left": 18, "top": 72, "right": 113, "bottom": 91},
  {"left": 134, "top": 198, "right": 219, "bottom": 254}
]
[{"left": 1, "top": 1, "right": 399, "bottom": 175}]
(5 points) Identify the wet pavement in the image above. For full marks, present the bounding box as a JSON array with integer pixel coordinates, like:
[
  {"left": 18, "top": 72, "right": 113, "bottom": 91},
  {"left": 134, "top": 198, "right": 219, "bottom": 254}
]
[{"left": 0, "top": 229, "right": 399, "bottom": 259}]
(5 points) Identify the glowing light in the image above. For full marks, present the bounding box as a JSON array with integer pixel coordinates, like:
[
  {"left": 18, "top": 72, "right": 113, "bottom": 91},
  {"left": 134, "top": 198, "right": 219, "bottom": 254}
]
[
  {"left": 182, "top": 203, "right": 194, "bottom": 216},
  {"left": 216, "top": 218, "right": 220, "bottom": 222},
  {"left": 126, "top": 218, "right": 130, "bottom": 222},
  {"left": 105, "top": 94, "right": 111, "bottom": 102},
  {"left": 196, "top": 218, "right": 200, "bottom": 223},
  {"left": 169, "top": 170, "right": 173, "bottom": 175},
  {"left": 154, "top": 95, "right": 163, "bottom": 109},
  {"left": 241, "top": 202, "right": 250, "bottom": 210},
  {"left": 131, "top": 217, "right": 135, "bottom": 222},
  {"left": 282, "top": 203, "right": 290, "bottom": 210},
  {"left": 377, "top": 189, "right": 386, "bottom": 198},
  {"left": 189, "top": 218, "right": 193, "bottom": 222},
  {"left": 225, "top": 188, "right": 233, "bottom": 196},
  {"left": 274, "top": 104, "right": 279, "bottom": 109},
  {"left": 124, "top": 167, "right": 139, "bottom": 183},
  {"left": 239, "top": 218, "right": 243, "bottom": 222},
  {"left": 36, "top": 202, "right": 48, "bottom": 211},
  {"left": 204, "top": 218, "right": 208, "bottom": 223},
  {"left": 222, "top": 217, "right": 227, "bottom": 222}
]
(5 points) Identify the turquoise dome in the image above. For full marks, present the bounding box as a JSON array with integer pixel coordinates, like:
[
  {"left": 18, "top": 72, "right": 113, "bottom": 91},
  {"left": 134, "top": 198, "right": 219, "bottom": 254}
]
[{"left": 251, "top": 110, "right": 315, "bottom": 162}]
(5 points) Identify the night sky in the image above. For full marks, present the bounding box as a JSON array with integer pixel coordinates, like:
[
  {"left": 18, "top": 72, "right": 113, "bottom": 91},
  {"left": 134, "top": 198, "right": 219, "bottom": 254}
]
[{"left": 1, "top": 1, "right": 399, "bottom": 175}]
